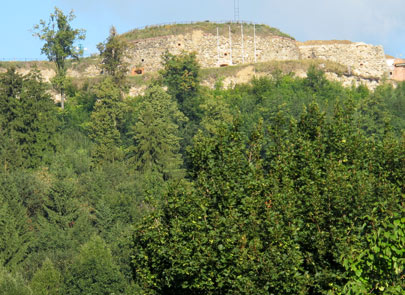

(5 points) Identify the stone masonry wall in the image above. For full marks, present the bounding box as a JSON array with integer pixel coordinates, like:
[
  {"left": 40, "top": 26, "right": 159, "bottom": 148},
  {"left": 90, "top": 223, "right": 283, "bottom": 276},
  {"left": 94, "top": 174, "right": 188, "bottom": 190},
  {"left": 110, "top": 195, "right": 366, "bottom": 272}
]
[
  {"left": 128, "top": 30, "right": 300, "bottom": 73},
  {"left": 298, "top": 42, "right": 388, "bottom": 79}
]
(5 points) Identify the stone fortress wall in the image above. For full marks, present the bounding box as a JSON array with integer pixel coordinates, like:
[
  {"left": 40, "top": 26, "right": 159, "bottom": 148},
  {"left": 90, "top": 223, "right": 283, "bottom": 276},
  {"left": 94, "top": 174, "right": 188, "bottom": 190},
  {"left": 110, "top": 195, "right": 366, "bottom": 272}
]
[
  {"left": 127, "top": 25, "right": 389, "bottom": 80},
  {"left": 297, "top": 41, "right": 388, "bottom": 79},
  {"left": 128, "top": 29, "right": 300, "bottom": 73}
]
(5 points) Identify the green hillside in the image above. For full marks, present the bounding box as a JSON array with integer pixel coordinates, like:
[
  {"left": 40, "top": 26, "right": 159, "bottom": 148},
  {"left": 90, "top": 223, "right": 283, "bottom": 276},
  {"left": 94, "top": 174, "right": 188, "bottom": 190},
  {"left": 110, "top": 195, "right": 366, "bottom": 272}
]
[{"left": 122, "top": 21, "right": 294, "bottom": 41}]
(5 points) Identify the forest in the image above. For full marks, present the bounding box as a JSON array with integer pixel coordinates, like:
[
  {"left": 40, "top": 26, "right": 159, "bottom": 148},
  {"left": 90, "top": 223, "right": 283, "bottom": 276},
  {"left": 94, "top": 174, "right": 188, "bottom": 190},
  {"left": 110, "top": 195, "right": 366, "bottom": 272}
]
[{"left": 0, "top": 8, "right": 404, "bottom": 295}]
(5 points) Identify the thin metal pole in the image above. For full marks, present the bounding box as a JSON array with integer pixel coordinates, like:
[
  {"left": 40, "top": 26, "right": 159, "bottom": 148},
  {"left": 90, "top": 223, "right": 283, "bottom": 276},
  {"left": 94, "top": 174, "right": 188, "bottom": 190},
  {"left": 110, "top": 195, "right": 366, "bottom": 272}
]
[
  {"left": 241, "top": 23, "right": 244, "bottom": 64},
  {"left": 234, "top": 0, "right": 240, "bottom": 22},
  {"left": 229, "top": 25, "right": 233, "bottom": 65},
  {"left": 217, "top": 27, "right": 220, "bottom": 65},
  {"left": 254, "top": 23, "right": 257, "bottom": 63}
]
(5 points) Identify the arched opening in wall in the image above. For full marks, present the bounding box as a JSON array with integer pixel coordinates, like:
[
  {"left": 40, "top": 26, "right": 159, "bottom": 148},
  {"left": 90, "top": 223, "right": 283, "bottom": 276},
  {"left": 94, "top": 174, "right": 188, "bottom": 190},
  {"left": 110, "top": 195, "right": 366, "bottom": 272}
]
[
  {"left": 360, "top": 63, "right": 364, "bottom": 66},
  {"left": 224, "top": 53, "right": 228, "bottom": 56},
  {"left": 178, "top": 43, "right": 181, "bottom": 46},
  {"left": 131, "top": 67, "right": 144, "bottom": 76},
  {"left": 141, "top": 58, "right": 145, "bottom": 62}
]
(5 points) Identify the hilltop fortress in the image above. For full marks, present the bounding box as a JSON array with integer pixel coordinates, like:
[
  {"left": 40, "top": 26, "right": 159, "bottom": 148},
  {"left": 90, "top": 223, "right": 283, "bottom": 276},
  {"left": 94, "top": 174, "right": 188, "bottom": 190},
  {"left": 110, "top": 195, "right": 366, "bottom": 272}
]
[
  {"left": 1, "top": 22, "right": 399, "bottom": 92},
  {"left": 124, "top": 22, "right": 389, "bottom": 82}
]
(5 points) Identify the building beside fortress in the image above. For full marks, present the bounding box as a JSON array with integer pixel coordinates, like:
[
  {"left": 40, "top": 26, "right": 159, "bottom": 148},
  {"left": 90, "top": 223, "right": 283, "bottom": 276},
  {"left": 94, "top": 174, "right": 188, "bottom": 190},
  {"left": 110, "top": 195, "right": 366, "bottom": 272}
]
[{"left": 387, "top": 58, "right": 405, "bottom": 81}]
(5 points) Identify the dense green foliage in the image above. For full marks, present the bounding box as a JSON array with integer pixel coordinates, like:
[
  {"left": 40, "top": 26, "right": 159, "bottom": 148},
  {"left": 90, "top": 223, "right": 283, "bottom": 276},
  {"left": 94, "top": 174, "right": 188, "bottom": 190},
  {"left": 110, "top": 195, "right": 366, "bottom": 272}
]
[
  {"left": 0, "top": 69, "right": 58, "bottom": 169},
  {"left": 64, "top": 235, "right": 126, "bottom": 295},
  {"left": 1, "top": 15, "right": 404, "bottom": 293},
  {"left": 30, "top": 258, "right": 62, "bottom": 295}
]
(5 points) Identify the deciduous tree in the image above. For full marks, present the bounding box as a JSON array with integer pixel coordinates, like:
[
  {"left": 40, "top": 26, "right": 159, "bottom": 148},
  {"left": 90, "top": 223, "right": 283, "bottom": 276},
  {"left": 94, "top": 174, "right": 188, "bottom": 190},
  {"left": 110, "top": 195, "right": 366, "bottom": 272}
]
[
  {"left": 64, "top": 235, "right": 126, "bottom": 295},
  {"left": 33, "top": 7, "right": 85, "bottom": 109}
]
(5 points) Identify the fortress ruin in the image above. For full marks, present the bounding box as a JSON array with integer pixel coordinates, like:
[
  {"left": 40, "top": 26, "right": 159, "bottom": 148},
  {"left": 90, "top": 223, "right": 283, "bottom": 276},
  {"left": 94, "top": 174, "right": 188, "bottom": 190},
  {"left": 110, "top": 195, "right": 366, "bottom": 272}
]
[{"left": 124, "top": 22, "right": 390, "bottom": 81}]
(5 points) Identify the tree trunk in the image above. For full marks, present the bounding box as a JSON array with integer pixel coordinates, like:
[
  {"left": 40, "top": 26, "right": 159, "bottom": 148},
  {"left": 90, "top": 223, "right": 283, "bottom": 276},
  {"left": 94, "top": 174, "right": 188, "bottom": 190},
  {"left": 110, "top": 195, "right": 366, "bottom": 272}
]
[{"left": 60, "top": 89, "right": 64, "bottom": 109}]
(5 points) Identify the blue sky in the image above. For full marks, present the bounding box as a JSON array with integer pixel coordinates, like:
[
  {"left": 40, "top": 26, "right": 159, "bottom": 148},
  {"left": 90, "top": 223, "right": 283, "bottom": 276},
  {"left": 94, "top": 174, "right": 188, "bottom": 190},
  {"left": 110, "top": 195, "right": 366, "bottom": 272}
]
[{"left": 1, "top": 0, "right": 404, "bottom": 60}]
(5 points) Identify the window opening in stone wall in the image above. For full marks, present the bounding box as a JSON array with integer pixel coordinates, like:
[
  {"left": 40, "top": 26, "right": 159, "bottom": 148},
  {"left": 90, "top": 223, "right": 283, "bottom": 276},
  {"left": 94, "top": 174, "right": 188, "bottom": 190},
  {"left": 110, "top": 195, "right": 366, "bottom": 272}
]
[
  {"left": 131, "top": 67, "right": 144, "bottom": 75},
  {"left": 178, "top": 43, "right": 181, "bottom": 46},
  {"left": 224, "top": 53, "right": 228, "bottom": 56},
  {"left": 220, "top": 64, "right": 229, "bottom": 67},
  {"left": 141, "top": 59, "right": 145, "bottom": 62}
]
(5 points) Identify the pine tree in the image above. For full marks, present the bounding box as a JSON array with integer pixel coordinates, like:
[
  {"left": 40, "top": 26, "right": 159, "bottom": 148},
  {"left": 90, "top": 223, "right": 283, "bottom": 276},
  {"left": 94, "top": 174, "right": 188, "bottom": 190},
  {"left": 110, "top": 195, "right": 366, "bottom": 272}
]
[
  {"left": 33, "top": 178, "right": 94, "bottom": 272},
  {"left": 129, "top": 85, "right": 186, "bottom": 180},
  {"left": 0, "top": 69, "right": 59, "bottom": 168},
  {"left": 88, "top": 78, "right": 125, "bottom": 164},
  {"left": 160, "top": 52, "right": 203, "bottom": 158},
  {"left": 97, "top": 26, "right": 130, "bottom": 89},
  {"left": 0, "top": 196, "right": 31, "bottom": 272}
]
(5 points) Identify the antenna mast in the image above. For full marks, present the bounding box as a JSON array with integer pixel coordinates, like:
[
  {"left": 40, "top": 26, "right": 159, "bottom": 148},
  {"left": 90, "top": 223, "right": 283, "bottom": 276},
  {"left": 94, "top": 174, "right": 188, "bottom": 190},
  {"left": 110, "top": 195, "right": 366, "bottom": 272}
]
[{"left": 234, "top": 0, "right": 240, "bottom": 22}]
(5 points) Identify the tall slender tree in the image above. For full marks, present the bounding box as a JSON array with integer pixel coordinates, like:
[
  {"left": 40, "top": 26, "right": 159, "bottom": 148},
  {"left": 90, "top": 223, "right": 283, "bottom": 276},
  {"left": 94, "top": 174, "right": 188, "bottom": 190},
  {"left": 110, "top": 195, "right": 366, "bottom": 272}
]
[
  {"left": 129, "top": 85, "right": 186, "bottom": 180},
  {"left": 33, "top": 7, "right": 86, "bottom": 109},
  {"left": 97, "top": 26, "right": 130, "bottom": 90},
  {"left": 88, "top": 77, "right": 125, "bottom": 164}
]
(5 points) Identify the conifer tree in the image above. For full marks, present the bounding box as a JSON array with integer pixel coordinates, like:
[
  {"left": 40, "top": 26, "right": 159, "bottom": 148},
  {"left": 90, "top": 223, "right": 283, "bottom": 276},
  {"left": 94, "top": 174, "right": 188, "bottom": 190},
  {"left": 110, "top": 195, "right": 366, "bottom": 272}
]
[
  {"left": 33, "top": 178, "right": 94, "bottom": 272},
  {"left": 0, "top": 69, "right": 58, "bottom": 168},
  {"left": 129, "top": 85, "right": 186, "bottom": 180},
  {"left": 0, "top": 197, "right": 31, "bottom": 272},
  {"left": 160, "top": 52, "right": 203, "bottom": 157},
  {"left": 97, "top": 26, "right": 130, "bottom": 89},
  {"left": 88, "top": 77, "right": 125, "bottom": 164}
]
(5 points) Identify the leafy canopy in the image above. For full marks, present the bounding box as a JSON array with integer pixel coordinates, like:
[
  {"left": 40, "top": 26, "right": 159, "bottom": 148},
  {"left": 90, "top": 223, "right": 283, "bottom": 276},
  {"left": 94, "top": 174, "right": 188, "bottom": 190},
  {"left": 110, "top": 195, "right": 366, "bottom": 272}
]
[
  {"left": 33, "top": 7, "right": 85, "bottom": 108},
  {"left": 33, "top": 7, "right": 85, "bottom": 73}
]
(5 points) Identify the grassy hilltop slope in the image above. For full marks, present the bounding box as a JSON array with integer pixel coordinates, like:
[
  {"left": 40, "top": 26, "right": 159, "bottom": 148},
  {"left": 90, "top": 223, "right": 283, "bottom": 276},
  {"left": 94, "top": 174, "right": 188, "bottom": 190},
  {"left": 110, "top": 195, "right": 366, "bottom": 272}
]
[{"left": 122, "top": 21, "right": 294, "bottom": 41}]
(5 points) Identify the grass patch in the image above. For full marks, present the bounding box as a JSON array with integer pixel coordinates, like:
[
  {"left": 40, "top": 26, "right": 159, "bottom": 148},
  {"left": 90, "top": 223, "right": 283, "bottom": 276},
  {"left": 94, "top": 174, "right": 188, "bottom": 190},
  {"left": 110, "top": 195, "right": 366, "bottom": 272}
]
[
  {"left": 201, "top": 64, "right": 248, "bottom": 80},
  {"left": 255, "top": 59, "right": 347, "bottom": 75},
  {"left": 297, "top": 40, "right": 353, "bottom": 46},
  {"left": 66, "top": 56, "right": 101, "bottom": 72},
  {"left": 127, "top": 72, "right": 159, "bottom": 87},
  {"left": 0, "top": 55, "right": 101, "bottom": 73},
  {"left": 200, "top": 59, "right": 347, "bottom": 81},
  {"left": 122, "top": 21, "right": 294, "bottom": 41},
  {"left": 0, "top": 60, "right": 54, "bottom": 70}
]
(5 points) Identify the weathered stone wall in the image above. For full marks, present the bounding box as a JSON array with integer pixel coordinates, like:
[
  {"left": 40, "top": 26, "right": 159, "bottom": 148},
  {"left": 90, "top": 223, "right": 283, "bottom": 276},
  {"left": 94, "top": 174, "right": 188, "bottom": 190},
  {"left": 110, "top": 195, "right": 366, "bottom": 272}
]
[
  {"left": 128, "top": 30, "right": 300, "bottom": 73},
  {"left": 298, "top": 42, "right": 388, "bottom": 79}
]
